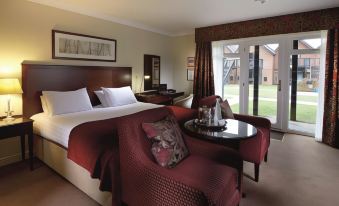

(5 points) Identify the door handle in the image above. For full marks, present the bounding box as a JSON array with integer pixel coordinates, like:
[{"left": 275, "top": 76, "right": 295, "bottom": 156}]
[{"left": 278, "top": 80, "right": 281, "bottom": 91}]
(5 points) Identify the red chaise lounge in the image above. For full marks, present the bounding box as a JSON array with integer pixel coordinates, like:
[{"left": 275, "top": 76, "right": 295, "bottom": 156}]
[{"left": 117, "top": 107, "right": 243, "bottom": 206}]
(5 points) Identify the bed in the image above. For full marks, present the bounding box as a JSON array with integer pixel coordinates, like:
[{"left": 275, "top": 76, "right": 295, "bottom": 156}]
[{"left": 22, "top": 63, "right": 161, "bottom": 205}]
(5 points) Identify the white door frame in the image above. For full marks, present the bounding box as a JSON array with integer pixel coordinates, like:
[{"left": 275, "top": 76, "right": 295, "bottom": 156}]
[{"left": 219, "top": 31, "right": 322, "bottom": 134}]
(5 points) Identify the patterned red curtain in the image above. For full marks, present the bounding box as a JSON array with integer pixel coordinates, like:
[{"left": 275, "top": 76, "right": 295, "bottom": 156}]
[
  {"left": 323, "top": 26, "right": 339, "bottom": 148},
  {"left": 192, "top": 42, "right": 215, "bottom": 108}
]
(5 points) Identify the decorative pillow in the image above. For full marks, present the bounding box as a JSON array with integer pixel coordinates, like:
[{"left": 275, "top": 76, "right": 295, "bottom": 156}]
[
  {"left": 102, "top": 86, "right": 137, "bottom": 107},
  {"left": 42, "top": 88, "right": 93, "bottom": 116},
  {"left": 219, "top": 98, "right": 234, "bottom": 119},
  {"left": 142, "top": 115, "right": 189, "bottom": 168},
  {"left": 94, "top": 90, "right": 109, "bottom": 107}
]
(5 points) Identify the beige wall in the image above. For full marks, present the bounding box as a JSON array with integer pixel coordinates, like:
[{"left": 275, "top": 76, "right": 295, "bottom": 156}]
[
  {"left": 171, "top": 34, "right": 195, "bottom": 95},
  {"left": 0, "top": 0, "right": 195, "bottom": 167}
]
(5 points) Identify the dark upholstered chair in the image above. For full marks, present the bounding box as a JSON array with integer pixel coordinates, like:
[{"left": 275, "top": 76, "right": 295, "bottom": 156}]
[
  {"left": 170, "top": 95, "right": 271, "bottom": 182},
  {"left": 117, "top": 107, "right": 242, "bottom": 206}
]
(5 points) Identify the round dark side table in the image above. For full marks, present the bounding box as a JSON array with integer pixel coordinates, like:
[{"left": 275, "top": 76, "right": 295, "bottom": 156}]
[{"left": 184, "top": 118, "right": 257, "bottom": 150}]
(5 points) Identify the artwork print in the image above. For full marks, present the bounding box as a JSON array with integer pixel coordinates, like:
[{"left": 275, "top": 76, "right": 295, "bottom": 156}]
[{"left": 52, "top": 30, "right": 116, "bottom": 62}]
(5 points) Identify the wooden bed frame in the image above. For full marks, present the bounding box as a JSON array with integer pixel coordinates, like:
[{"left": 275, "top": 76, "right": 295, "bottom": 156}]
[{"left": 21, "top": 63, "right": 132, "bottom": 206}]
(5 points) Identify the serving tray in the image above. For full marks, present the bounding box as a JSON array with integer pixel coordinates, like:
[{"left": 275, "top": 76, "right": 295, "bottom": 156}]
[{"left": 193, "top": 119, "right": 227, "bottom": 131}]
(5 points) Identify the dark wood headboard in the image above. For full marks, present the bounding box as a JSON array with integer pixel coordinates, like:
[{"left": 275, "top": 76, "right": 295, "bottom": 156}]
[{"left": 22, "top": 63, "right": 132, "bottom": 118}]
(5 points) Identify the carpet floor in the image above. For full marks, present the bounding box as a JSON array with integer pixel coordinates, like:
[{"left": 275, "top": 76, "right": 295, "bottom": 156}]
[
  {"left": 270, "top": 131, "right": 285, "bottom": 141},
  {"left": 0, "top": 134, "right": 338, "bottom": 206}
]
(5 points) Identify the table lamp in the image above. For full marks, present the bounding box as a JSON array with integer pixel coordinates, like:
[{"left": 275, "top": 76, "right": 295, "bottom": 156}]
[
  {"left": 139, "top": 75, "right": 151, "bottom": 93},
  {"left": 0, "top": 78, "right": 23, "bottom": 120}
]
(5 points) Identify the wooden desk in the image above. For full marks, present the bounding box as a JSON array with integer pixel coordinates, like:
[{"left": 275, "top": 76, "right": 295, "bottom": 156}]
[{"left": 135, "top": 91, "right": 184, "bottom": 105}]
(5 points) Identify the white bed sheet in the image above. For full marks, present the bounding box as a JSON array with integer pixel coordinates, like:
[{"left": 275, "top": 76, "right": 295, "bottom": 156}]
[{"left": 31, "top": 102, "right": 162, "bottom": 148}]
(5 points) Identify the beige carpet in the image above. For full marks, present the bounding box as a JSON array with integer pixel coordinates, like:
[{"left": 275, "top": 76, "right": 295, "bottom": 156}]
[
  {"left": 0, "top": 160, "right": 99, "bottom": 206},
  {"left": 242, "top": 133, "right": 339, "bottom": 206},
  {"left": 0, "top": 134, "right": 338, "bottom": 206}
]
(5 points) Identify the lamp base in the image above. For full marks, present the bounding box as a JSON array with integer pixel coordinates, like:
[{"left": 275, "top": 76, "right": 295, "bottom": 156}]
[
  {"left": 3, "top": 110, "right": 15, "bottom": 121},
  {"left": 3, "top": 116, "right": 15, "bottom": 121}
]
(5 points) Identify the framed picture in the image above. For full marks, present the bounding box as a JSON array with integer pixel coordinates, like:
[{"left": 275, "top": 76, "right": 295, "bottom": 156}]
[
  {"left": 52, "top": 30, "right": 116, "bottom": 62},
  {"left": 187, "top": 57, "right": 195, "bottom": 67},
  {"left": 187, "top": 69, "right": 194, "bottom": 81}
]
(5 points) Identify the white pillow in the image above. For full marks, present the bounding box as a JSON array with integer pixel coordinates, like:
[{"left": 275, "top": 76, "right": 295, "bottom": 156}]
[
  {"left": 42, "top": 88, "right": 93, "bottom": 116},
  {"left": 40, "top": 96, "right": 50, "bottom": 115},
  {"left": 94, "top": 90, "right": 109, "bottom": 107},
  {"left": 102, "top": 86, "right": 137, "bottom": 107}
]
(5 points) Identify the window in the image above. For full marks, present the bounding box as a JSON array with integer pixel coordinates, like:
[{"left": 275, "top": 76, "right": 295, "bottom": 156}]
[
  {"left": 213, "top": 31, "right": 325, "bottom": 136},
  {"left": 224, "top": 44, "right": 240, "bottom": 54}
]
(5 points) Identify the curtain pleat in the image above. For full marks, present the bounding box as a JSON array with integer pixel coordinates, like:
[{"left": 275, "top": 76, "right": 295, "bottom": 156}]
[
  {"left": 322, "top": 26, "right": 339, "bottom": 148},
  {"left": 192, "top": 42, "right": 215, "bottom": 108}
]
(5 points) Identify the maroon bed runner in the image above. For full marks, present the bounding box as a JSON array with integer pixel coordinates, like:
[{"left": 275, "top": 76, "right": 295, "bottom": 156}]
[{"left": 67, "top": 117, "right": 122, "bottom": 205}]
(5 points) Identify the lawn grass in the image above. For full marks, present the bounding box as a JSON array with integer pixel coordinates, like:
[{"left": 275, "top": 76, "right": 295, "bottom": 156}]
[
  {"left": 229, "top": 101, "right": 316, "bottom": 124},
  {"left": 223, "top": 84, "right": 317, "bottom": 124},
  {"left": 224, "top": 84, "right": 318, "bottom": 102}
]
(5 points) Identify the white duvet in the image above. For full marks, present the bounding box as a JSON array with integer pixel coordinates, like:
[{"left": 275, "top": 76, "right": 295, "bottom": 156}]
[{"left": 31, "top": 102, "right": 162, "bottom": 148}]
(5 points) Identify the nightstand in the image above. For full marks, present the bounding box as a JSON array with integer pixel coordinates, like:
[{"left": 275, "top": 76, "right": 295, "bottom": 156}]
[{"left": 0, "top": 117, "right": 34, "bottom": 170}]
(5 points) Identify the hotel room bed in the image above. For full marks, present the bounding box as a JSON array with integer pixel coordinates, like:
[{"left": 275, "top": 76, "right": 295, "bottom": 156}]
[
  {"left": 21, "top": 63, "right": 161, "bottom": 205},
  {"left": 32, "top": 102, "right": 162, "bottom": 205},
  {"left": 31, "top": 102, "right": 162, "bottom": 148},
  {"left": 22, "top": 63, "right": 201, "bottom": 205}
]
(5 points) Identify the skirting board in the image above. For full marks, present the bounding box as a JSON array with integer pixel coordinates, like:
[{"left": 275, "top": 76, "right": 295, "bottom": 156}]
[
  {"left": 34, "top": 135, "right": 112, "bottom": 206},
  {"left": 0, "top": 151, "right": 29, "bottom": 167}
]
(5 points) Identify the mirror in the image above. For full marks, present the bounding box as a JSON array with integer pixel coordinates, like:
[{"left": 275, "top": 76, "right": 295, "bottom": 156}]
[{"left": 144, "top": 54, "right": 160, "bottom": 91}]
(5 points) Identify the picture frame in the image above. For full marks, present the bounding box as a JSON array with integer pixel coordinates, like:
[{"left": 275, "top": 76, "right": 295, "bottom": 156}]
[
  {"left": 187, "top": 69, "right": 194, "bottom": 81},
  {"left": 187, "top": 57, "right": 195, "bottom": 67},
  {"left": 52, "top": 30, "right": 117, "bottom": 62}
]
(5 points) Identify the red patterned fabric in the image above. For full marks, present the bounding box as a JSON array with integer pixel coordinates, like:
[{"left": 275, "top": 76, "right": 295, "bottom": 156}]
[
  {"left": 117, "top": 107, "right": 241, "bottom": 206},
  {"left": 193, "top": 42, "right": 215, "bottom": 108},
  {"left": 142, "top": 115, "right": 189, "bottom": 168},
  {"left": 323, "top": 26, "right": 339, "bottom": 148},
  {"left": 195, "top": 7, "right": 339, "bottom": 42}
]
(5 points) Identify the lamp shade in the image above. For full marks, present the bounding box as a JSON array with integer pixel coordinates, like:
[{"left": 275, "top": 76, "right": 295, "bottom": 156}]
[
  {"left": 0, "top": 78, "right": 23, "bottom": 95},
  {"left": 144, "top": 75, "right": 151, "bottom": 80}
]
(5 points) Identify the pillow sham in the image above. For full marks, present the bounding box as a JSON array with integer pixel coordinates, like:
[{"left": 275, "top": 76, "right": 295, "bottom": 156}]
[
  {"left": 102, "top": 86, "right": 137, "bottom": 107},
  {"left": 142, "top": 115, "right": 189, "bottom": 168},
  {"left": 40, "top": 96, "right": 50, "bottom": 115},
  {"left": 94, "top": 90, "right": 109, "bottom": 107},
  {"left": 42, "top": 88, "right": 93, "bottom": 116}
]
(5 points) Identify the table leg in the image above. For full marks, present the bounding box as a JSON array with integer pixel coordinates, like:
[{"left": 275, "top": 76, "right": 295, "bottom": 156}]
[
  {"left": 20, "top": 134, "right": 25, "bottom": 160},
  {"left": 28, "top": 132, "right": 34, "bottom": 170}
]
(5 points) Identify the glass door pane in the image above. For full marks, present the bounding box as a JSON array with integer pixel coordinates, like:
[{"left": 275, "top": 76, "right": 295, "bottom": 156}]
[
  {"left": 288, "top": 39, "right": 321, "bottom": 135},
  {"left": 223, "top": 57, "right": 240, "bottom": 113},
  {"left": 248, "top": 44, "right": 280, "bottom": 125}
]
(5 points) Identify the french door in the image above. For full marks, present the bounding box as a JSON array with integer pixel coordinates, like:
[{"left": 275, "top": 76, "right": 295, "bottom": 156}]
[{"left": 217, "top": 31, "right": 324, "bottom": 135}]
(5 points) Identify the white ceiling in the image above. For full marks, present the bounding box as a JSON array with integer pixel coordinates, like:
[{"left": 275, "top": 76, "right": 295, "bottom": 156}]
[{"left": 29, "top": 0, "right": 339, "bottom": 36}]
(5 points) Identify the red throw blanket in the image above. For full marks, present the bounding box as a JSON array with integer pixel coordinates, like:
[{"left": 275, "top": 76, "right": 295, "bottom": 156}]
[{"left": 67, "top": 117, "right": 122, "bottom": 205}]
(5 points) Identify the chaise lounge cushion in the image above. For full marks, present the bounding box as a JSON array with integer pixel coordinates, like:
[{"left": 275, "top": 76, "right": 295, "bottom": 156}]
[{"left": 172, "top": 155, "right": 240, "bottom": 206}]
